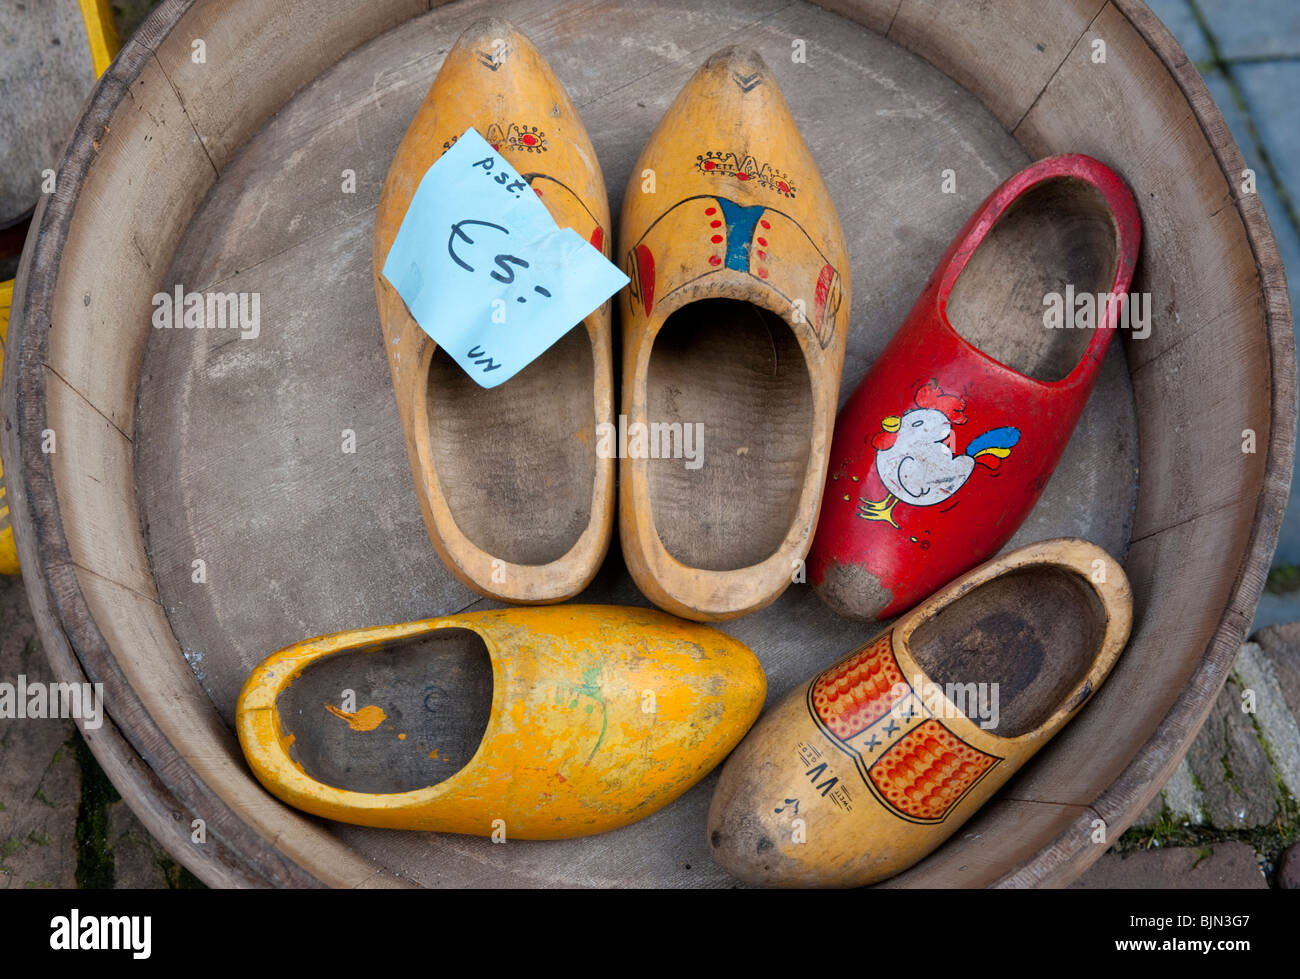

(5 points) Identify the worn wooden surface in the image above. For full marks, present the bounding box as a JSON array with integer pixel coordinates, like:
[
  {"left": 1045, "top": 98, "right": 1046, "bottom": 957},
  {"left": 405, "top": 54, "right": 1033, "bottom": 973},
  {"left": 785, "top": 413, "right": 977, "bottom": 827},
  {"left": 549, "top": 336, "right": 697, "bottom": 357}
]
[
  {"left": 5, "top": 0, "right": 1290, "bottom": 889},
  {"left": 135, "top": 0, "right": 1136, "bottom": 885}
]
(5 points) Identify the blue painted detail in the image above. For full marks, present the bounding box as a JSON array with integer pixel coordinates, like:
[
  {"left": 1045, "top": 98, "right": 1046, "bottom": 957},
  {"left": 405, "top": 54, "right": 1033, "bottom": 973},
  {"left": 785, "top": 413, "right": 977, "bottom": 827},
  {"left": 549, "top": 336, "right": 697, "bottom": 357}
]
[
  {"left": 716, "top": 198, "right": 765, "bottom": 272},
  {"left": 966, "top": 427, "right": 1020, "bottom": 457}
]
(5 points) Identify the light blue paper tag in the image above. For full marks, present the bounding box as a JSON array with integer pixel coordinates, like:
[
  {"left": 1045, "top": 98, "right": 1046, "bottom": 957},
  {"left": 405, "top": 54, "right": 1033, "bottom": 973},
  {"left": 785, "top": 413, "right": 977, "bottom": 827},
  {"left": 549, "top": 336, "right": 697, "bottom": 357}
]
[{"left": 382, "top": 127, "right": 628, "bottom": 389}]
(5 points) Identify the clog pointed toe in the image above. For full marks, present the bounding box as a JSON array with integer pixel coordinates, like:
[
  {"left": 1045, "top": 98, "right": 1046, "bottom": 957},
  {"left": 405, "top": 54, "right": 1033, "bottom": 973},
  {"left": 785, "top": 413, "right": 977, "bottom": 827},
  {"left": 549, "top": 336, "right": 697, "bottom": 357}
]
[
  {"left": 237, "top": 605, "right": 766, "bottom": 839},
  {"left": 617, "top": 46, "right": 851, "bottom": 622},
  {"left": 708, "top": 539, "right": 1131, "bottom": 886},
  {"left": 374, "top": 19, "right": 614, "bottom": 605}
]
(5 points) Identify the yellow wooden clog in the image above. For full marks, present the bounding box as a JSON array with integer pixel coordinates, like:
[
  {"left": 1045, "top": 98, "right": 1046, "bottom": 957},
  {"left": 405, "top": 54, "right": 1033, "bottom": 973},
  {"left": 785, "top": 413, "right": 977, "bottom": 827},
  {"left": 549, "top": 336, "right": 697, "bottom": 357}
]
[
  {"left": 617, "top": 46, "right": 851, "bottom": 622},
  {"left": 373, "top": 18, "right": 614, "bottom": 605},
  {"left": 237, "top": 605, "right": 766, "bottom": 839},
  {"left": 707, "top": 538, "right": 1131, "bottom": 886}
]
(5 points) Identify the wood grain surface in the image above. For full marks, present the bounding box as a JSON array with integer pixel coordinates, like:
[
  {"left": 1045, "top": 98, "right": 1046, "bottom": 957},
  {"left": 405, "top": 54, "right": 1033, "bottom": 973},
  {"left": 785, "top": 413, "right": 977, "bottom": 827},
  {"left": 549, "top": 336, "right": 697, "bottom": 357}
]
[{"left": 3, "top": 0, "right": 1290, "bottom": 888}]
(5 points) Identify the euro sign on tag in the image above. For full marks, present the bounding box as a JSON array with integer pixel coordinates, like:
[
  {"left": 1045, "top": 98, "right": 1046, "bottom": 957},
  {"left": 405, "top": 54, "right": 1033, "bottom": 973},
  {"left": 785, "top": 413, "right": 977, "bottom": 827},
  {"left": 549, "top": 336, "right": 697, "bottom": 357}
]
[{"left": 382, "top": 127, "right": 628, "bottom": 388}]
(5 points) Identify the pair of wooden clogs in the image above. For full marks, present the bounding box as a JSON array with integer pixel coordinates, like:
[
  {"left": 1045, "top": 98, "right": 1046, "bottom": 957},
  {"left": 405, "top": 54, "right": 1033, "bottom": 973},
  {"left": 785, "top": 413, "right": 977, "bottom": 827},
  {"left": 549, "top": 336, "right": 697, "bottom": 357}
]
[
  {"left": 373, "top": 18, "right": 850, "bottom": 623},
  {"left": 237, "top": 18, "right": 1143, "bottom": 887}
]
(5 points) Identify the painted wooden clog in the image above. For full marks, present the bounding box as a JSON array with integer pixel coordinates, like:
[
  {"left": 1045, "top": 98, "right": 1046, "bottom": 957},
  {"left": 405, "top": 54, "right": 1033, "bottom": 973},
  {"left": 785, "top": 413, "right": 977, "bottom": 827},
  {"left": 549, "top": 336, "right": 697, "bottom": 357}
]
[
  {"left": 237, "top": 605, "right": 766, "bottom": 839},
  {"left": 373, "top": 18, "right": 614, "bottom": 604},
  {"left": 617, "top": 47, "right": 851, "bottom": 623},
  {"left": 708, "top": 538, "right": 1131, "bottom": 886},
  {"left": 809, "top": 154, "right": 1140, "bottom": 621}
]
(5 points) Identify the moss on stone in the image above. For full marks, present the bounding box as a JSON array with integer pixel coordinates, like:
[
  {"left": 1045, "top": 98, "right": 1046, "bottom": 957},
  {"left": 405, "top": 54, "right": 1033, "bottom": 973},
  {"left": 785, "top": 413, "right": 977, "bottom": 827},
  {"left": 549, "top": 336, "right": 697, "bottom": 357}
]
[
  {"left": 156, "top": 854, "right": 206, "bottom": 890},
  {"left": 73, "top": 732, "right": 119, "bottom": 889},
  {"left": 1265, "top": 564, "right": 1300, "bottom": 595}
]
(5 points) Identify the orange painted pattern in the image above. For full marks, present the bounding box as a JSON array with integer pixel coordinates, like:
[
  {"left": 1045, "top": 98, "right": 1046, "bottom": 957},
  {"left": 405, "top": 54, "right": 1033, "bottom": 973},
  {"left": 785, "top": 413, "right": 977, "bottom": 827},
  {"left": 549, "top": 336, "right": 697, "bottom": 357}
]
[
  {"left": 869, "top": 719, "right": 996, "bottom": 821},
  {"left": 811, "top": 634, "right": 905, "bottom": 740}
]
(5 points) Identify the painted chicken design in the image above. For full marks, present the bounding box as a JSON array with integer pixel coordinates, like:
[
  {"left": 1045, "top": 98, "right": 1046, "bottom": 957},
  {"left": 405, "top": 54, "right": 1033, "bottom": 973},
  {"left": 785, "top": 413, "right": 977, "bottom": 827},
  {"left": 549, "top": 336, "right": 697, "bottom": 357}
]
[{"left": 859, "top": 381, "right": 1020, "bottom": 528}]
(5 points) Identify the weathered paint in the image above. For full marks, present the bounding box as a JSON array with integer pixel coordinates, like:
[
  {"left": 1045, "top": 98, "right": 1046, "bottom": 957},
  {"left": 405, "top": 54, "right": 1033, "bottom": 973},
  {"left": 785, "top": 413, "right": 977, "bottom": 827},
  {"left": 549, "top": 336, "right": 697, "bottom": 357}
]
[
  {"left": 324, "top": 703, "right": 387, "bottom": 732},
  {"left": 237, "top": 605, "right": 766, "bottom": 839}
]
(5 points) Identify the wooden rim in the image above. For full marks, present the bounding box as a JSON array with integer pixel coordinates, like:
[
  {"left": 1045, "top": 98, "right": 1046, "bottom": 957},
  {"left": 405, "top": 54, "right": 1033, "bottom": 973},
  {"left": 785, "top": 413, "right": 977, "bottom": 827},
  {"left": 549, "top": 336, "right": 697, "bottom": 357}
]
[
  {"left": 2, "top": 0, "right": 1293, "bottom": 888},
  {"left": 993, "top": 0, "right": 1297, "bottom": 886}
]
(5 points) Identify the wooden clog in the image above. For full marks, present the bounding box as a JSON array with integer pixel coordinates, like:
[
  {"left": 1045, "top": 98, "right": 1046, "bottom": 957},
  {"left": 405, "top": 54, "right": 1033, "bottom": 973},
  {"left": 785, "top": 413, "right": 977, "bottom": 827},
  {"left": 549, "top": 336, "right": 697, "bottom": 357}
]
[
  {"left": 373, "top": 18, "right": 614, "bottom": 604},
  {"left": 237, "top": 605, "right": 766, "bottom": 839},
  {"left": 809, "top": 155, "right": 1140, "bottom": 621},
  {"left": 617, "top": 47, "right": 851, "bottom": 622},
  {"left": 708, "top": 538, "right": 1131, "bottom": 886}
]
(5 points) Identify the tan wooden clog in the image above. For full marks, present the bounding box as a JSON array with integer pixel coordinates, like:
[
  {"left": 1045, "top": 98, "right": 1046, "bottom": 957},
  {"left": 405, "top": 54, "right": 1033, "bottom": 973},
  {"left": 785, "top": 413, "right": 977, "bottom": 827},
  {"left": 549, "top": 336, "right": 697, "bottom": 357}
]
[
  {"left": 373, "top": 18, "right": 614, "bottom": 604},
  {"left": 617, "top": 47, "right": 851, "bottom": 622},
  {"left": 708, "top": 538, "right": 1132, "bottom": 886}
]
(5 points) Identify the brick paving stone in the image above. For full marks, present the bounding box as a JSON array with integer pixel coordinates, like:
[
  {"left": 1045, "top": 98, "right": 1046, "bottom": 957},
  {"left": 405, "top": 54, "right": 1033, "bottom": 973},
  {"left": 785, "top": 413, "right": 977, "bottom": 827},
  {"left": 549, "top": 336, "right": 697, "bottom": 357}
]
[
  {"left": 1147, "top": 0, "right": 1213, "bottom": 65},
  {"left": 1185, "top": 672, "right": 1282, "bottom": 829},
  {"left": 1254, "top": 621, "right": 1300, "bottom": 719},
  {"left": 1071, "top": 841, "right": 1268, "bottom": 888},
  {"left": 1233, "top": 642, "right": 1300, "bottom": 800},
  {"left": 0, "top": 572, "right": 191, "bottom": 888},
  {"left": 0, "top": 576, "right": 79, "bottom": 890},
  {"left": 1162, "top": 758, "right": 1208, "bottom": 825},
  {"left": 1233, "top": 60, "right": 1300, "bottom": 223},
  {"left": 1196, "top": 0, "right": 1300, "bottom": 60}
]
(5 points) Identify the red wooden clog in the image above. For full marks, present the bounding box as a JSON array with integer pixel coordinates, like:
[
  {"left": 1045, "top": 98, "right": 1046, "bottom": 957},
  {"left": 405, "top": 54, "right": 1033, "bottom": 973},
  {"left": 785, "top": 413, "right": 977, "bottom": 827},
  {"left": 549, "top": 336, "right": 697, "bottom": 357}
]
[{"left": 809, "top": 154, "right": 1140, "bottom": 620}]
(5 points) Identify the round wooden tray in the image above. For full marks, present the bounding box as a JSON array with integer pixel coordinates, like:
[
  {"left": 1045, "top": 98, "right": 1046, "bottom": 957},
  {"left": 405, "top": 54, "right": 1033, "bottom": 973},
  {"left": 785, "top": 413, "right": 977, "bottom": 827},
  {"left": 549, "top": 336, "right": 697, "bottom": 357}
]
[{"left": 4, "top": 0, "right": 1293, "bottom": 888}]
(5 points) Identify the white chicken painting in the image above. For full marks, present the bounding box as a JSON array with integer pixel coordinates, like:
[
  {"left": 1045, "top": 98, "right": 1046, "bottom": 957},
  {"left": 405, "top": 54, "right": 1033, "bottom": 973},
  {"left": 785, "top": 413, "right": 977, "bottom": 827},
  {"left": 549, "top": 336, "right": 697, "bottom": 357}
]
[{"left": 859, "top": 380, "right": 1020, "bottom": 529}]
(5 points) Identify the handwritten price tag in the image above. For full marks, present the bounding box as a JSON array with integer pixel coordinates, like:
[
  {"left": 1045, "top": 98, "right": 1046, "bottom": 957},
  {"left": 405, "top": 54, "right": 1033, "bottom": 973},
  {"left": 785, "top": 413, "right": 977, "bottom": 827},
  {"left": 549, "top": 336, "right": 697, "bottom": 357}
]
[{"left": 382, "top": 127, "right": 628, "bottom": 388}]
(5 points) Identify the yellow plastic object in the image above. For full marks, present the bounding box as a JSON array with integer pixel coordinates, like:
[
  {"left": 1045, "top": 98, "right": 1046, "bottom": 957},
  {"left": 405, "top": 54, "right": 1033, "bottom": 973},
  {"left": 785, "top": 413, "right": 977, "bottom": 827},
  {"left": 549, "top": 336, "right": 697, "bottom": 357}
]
[
  {"left": 0, "top": 279, "right": 17, "bottom": 575},
  {"left": 237, "top": 604, "right": 767, "bottom": 839},
  {"left": 78, "top": 0, "right": 120, "bottom": 78}
]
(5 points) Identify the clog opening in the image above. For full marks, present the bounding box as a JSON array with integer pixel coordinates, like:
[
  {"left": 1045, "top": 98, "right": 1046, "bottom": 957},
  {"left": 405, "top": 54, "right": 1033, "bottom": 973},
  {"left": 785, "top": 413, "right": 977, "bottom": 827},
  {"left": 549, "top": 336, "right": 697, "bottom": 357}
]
[
  {"left": 646, "top": 298, "right": 814, "bottom": 570},
  {"left": 275, "top": 629, "right": 493, "bottom": 793},
  {"left": 947, "top": 176, "right": 1120, "bottom": 383},
  {"left": 908, "top": 564, "right": 1105, "bottom": 738},
  {"left": 424, "top": 325, "right": 596, "bottom": 565}
]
